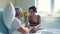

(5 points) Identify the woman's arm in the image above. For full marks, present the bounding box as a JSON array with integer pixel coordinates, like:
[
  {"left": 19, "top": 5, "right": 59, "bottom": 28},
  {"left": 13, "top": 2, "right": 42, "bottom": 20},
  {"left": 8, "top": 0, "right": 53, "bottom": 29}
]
[
  {"left": 34, "top": 23, "right": 41, "bottom": 29},
  {"left": 26, "top": 17, "right": 34, "bottom": 32},
  {"left": 25, "top": 17, "right": 29, "bottom": 27},
  {"left": 34, "top": 16, "right": 41, "bottom": 29}
]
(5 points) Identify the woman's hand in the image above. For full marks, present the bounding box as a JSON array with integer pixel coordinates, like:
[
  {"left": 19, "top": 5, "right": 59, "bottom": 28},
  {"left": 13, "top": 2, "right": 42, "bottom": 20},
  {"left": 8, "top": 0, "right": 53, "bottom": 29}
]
[
  {"left": 33, "top": 26, "right": 37, "bottom": 31},
  {"left": 22, "top": 31, "right": 27, "bottom": 34},
  {"left": 29, "top": 27, "right": 36, "bottom": 33},
  {"left": 26, "top": 26, "right": 37, "bottom": 33}
]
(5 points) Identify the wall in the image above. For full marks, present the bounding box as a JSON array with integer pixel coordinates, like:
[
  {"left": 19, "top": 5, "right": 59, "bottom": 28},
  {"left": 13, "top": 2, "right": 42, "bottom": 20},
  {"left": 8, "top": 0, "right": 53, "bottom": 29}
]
[
  {"left": 10, "top": 0, "right": 15, "bottom": 6},
  {"left": 0, "top": 0, "right": 35, "bottom": 11},
  {"left": 15, "top": 0, "right": 35, "bottom": 12},
  {"left": 0, "top": 0, "right": 15, "bottom": 9},
  {"left": 0, "top": 0, "right": 9, "bottom": 9}
]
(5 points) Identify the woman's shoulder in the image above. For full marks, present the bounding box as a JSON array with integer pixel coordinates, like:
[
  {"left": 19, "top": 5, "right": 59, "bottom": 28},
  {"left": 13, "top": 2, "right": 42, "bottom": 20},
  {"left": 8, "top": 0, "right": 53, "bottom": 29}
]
[{"left": 37, "top": 15, "right": 41, "bottom": 17}]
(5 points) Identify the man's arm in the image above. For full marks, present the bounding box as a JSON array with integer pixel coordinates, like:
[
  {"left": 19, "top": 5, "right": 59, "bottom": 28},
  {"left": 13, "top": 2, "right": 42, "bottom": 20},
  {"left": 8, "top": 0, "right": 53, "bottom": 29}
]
[{"left": 17, "top": 27, "right": 27, "bottom": 34}]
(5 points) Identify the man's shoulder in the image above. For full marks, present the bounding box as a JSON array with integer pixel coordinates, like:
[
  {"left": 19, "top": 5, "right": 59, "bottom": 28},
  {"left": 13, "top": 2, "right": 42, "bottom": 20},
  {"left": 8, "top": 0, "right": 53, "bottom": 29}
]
[
  {"left": 14, "top": 17, "right": 18, "bottom": 20},
  {"left": 13, "top": 17, "right": 19, "bottom": 23},
  {"left": 14, "top": 17, "right": 21, "bottom": 23},
  {"left": 14, "top": 17, "right": 19, "bottom": 21},
  {"left": 12, "top": 17, "right": 21, "bottom": 25}
]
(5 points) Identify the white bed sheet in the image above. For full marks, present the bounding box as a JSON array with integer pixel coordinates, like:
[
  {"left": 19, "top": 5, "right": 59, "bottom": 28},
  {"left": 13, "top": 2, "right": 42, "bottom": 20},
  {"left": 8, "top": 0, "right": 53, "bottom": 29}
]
[
  {"left": 12, "top": 23, "right": 60, "bottom": 34},
  {"left": 31, "top": 28, "right": 60, "bottom": 34},
  {"left": 12, "top": 28, "right": 60, "bottom": 34}
]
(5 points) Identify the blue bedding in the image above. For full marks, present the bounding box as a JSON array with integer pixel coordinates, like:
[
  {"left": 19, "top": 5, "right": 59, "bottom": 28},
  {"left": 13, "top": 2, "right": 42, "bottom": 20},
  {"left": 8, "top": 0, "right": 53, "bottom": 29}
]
[{"left": 0, "top": 9, "right": 9, "bottom": 34}]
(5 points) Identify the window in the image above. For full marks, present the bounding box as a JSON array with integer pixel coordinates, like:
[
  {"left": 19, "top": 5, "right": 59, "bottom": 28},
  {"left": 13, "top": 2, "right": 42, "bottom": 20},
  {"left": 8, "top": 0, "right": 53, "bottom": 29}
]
[
  {"left": 35, "top": 0, "right": 60, "bottom": 16},
  {"left": 35, "top": 0, "right": 51, "bottom": 16},
  {"left": 54, "top": 0, "right": 60, "bottom": 16}
]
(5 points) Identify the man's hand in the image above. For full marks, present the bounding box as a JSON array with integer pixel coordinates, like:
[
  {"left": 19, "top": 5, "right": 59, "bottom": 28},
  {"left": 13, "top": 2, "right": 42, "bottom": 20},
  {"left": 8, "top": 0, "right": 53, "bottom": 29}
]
[{"left": 18, "top": 27, "right": 28, "bottom": 34}]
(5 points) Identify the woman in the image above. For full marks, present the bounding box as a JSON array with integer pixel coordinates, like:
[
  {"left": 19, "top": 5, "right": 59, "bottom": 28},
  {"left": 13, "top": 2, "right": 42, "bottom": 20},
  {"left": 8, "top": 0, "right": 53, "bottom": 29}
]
[{"left": 26, "top": 6, "right": 41, "bottom": 33}]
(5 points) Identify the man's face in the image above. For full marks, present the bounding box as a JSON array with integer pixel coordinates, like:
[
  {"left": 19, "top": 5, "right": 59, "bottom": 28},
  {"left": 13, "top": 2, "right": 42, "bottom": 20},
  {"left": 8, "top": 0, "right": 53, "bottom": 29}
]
[{"left": 19, "top": 11, "right": 23, "bottom": 17}]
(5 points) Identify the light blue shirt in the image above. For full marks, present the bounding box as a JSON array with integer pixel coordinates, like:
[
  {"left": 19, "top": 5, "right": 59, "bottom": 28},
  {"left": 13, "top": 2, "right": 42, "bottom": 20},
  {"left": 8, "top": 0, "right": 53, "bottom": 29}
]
[{"left": 9, "top": 17, "right": 21, "bottom": 34}]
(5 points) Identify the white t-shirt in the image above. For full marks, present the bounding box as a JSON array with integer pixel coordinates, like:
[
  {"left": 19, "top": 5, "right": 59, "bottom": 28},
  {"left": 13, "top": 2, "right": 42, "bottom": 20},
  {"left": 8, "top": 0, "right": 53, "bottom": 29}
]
[{"left": 9, "top": 17, "right": 21, "bottom": 34}]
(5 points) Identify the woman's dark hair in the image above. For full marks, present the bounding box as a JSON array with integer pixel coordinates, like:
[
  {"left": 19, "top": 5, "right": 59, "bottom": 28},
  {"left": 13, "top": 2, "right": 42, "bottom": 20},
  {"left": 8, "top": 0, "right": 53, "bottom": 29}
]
[{"left": 29, "top": 6, "right": 37, "bottom": 13}]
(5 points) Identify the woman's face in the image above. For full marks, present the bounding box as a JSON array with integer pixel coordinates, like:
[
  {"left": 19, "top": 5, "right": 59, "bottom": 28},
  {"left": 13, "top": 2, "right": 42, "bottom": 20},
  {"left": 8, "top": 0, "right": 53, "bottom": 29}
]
[{"left": 29, "top": 9, "right": 35, "bottom": 15}]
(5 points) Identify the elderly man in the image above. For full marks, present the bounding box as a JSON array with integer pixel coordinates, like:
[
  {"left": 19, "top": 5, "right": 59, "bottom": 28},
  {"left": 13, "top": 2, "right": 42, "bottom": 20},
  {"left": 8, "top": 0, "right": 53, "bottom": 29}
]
[{"left": 9, "top": 7, "right": 29, "bottom": 34}]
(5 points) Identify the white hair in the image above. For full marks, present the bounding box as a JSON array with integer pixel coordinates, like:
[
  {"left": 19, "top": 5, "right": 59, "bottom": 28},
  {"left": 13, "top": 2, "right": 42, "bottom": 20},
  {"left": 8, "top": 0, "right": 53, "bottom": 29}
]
[
  {"left": 15, "top": 6, "right": 22, "bottom": 16},
  {"left": 15, "top": 6, "right": 22, "bottom": 12}
]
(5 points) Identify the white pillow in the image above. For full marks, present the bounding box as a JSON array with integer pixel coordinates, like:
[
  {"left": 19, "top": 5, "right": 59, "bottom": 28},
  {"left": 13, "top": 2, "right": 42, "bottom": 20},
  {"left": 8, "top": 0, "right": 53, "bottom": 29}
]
[{"left": 3, "top": 2, "right": 15, "bottom": 29}]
